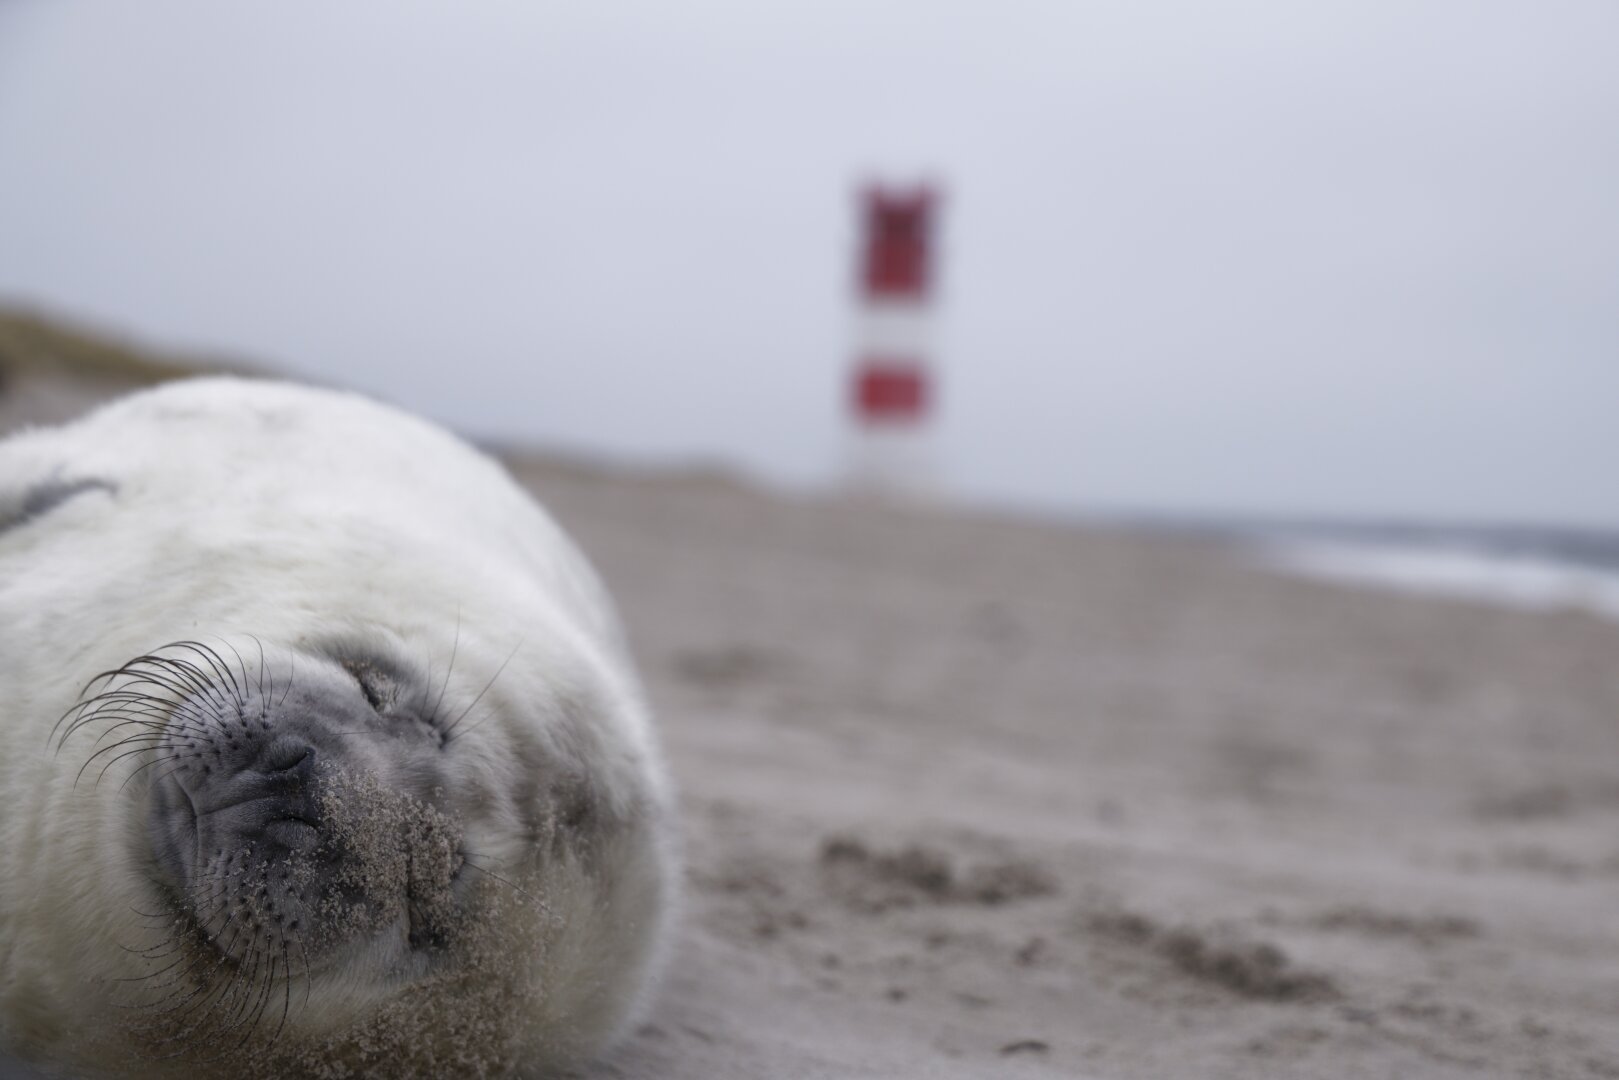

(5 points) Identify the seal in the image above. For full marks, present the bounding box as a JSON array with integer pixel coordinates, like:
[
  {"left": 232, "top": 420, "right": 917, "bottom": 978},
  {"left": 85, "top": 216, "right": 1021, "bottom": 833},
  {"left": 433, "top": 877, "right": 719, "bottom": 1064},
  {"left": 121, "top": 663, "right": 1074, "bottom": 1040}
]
[{"left": 0, "top": 378, "right": 676, "bottom": 1079}]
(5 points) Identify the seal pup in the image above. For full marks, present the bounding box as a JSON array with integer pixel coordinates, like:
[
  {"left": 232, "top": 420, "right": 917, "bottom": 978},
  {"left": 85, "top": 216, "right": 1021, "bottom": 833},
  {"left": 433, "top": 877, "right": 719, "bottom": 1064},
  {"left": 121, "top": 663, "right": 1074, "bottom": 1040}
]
[{"left": 0, "top": 379, "right": 676, "bottom": 1078}]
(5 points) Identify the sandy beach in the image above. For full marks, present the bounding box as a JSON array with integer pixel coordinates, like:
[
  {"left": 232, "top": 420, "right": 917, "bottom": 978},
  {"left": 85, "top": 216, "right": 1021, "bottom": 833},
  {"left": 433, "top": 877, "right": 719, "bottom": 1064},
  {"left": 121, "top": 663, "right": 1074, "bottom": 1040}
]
[
  {"left": 3, "top": 337, "right": 1616, "bottom": 1078},
  {"left": 502, "top": 457, "right": 1618, "bottom": 1080},
  {"left": 5, "top": 2, "right": 1618, "bottom": 1068}
]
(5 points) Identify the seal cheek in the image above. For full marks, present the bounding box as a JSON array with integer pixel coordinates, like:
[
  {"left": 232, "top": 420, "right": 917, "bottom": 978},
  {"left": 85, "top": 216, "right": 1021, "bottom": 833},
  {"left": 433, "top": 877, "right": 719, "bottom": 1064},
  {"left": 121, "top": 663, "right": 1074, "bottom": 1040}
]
[{"left": 145, "top": 770, "right": 200, "bottom": 892}]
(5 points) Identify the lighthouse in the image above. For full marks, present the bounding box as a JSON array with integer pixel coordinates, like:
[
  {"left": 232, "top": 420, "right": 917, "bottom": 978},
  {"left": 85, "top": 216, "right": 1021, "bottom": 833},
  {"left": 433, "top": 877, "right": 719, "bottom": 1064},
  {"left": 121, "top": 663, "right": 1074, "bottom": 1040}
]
[{"left": 847, "top": 184, "right": 939, "bottom": 495}]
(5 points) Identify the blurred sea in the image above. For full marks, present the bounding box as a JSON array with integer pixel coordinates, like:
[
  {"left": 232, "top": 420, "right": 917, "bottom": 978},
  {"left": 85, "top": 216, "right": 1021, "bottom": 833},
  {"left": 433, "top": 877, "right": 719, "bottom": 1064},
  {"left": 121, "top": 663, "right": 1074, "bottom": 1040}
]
[{"left": 1238, "top": 522, "right": 1619, "bottom": 622}]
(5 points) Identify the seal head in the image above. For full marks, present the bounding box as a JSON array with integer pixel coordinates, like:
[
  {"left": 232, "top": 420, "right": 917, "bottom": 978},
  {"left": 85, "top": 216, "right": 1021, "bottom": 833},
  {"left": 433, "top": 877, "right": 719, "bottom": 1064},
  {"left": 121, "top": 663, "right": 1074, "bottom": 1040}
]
[
  {"left": 0, "top": 379, "right": 676, "bottom": 1079},
  {"left": 141, "top": 646, "right": 464, "bottom": 966}
]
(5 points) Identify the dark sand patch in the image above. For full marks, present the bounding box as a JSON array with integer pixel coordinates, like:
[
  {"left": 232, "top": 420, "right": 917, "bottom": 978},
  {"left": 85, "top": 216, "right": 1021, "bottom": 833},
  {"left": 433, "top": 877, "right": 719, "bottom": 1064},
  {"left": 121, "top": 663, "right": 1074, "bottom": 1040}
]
[
  {"left": 1089, "top": 910, "right": 1339, "bottom": 1003},
  {"left": 1310, "top": 906, "right": 1480, "bottom": 945},
  {"left": 819, "top": 835, "right": 1057, "bottom": 913}
]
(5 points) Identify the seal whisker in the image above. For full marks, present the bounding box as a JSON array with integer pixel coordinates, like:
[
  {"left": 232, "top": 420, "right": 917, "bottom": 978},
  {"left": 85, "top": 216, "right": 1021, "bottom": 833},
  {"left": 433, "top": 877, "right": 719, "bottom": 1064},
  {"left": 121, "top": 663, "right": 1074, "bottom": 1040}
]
[
  {"left": 125, "top": 944, "right": 239, "bottom": 1018},
  {"left": 459, "top": 855, "right": 550, "bottom": 915},
  {"left": 113, "top": 952, "right": 190, "bottom": 983},
  {"left": 84, "top": 729, "right": 169, "bottom": 755},
  {"left": 120, "top": 753, "right": 190, "bottom": 793},
  {"left": 296, "top": 937, "right": 314, "bottom": 1010},
  {"left": 429, "top": 608, "right": 462, "bottom": 724},
  {"left": 165, "top": 641, "right": 247, "bottom": 707},
  {"left": 56, "top": 678, "right": 217, "bottom": 751},
  {"left": 143, "top": 970, "right": 243, "bottom": 1053},
  {"left": 142, "top": 902, "right": 265, "bottom": 1036},
  {"left": 276, "top": 650, "right": 296, "bottom": 709},
  {"left": 232, "top": 945, "right": 284, "bottom": 1051},
  {"left": 78, "top": 736, "right": 169, "bottom": 788},
  {"left": 56, "top": 689, "right": 186, "bottom": 748},
  {"left": 441, "top": 638, "right": 523, "bottom": 742},
  {"left": 116, "top": 939, "right": 185, "bottom": 963},
  {"left": 141, "top": 656, "right": 225, "bottom": 708},
  {"left": 250, "top": 635, "right": 269, "bottom": 703},
  {"left": 82, "top": 715, "right": 171, "bottom": 751},
  {"left": 215, "top": 939, "right": 278, "bottom": 1036},
  {"left": 62, "top": 655, "right": 211, "bottom": 739},
  {"left": 95, "top": 663, "right": 196, "bottom": 705},
  {"left": 81, "top": 744, "right": 172, "bottom": 790},
  {"left": 201, "top": 947, "right": 267, "bottom": 1049},
  {"left": 220, "top": 640, "right": 255, "bottom": 713},
  {"left": 272, "top": 939, "right": 294, "bottom": 1046}
]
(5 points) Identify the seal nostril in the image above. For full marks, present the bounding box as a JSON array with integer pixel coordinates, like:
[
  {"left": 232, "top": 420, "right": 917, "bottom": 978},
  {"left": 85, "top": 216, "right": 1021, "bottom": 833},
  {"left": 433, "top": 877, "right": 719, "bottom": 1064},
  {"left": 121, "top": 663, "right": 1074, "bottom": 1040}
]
[{"left": 263, "top": 738, "right": 315, "bottom": 774}]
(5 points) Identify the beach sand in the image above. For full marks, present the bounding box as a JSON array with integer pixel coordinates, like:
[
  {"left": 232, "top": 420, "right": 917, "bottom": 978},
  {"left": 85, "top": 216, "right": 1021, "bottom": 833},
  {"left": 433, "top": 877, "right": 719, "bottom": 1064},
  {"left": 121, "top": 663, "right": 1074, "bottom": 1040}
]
[
  {"left": 3, "top": 347, "right": 1615, "bottom": 1078},
  {"left": 501, "top": 458, "right": 1619, "bottom": 1080}
]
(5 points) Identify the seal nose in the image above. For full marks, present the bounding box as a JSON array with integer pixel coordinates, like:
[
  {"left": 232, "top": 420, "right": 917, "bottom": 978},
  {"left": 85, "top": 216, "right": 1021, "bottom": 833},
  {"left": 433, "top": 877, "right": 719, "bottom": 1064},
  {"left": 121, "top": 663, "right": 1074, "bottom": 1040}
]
[
  {"left": 227, "top": 735, "right": 323, "bottom": 852},
  {"left": 260, "top": 734, "right": 316, "bottom": 778}
]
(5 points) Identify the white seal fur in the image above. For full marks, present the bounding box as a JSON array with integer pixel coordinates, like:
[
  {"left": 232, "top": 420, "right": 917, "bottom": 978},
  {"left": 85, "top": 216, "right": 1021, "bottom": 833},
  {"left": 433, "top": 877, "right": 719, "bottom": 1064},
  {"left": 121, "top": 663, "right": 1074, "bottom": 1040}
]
[{"left": 0, "top": 379, "right": 676, "bottom": 1078}]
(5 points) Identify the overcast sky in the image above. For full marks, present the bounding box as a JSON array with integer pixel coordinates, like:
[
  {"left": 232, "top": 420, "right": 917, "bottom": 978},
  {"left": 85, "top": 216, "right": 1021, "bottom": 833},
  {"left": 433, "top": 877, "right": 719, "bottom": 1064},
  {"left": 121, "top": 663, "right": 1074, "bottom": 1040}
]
[{"left": 1, "top": 1, "right": 1616, "bottom": 526}]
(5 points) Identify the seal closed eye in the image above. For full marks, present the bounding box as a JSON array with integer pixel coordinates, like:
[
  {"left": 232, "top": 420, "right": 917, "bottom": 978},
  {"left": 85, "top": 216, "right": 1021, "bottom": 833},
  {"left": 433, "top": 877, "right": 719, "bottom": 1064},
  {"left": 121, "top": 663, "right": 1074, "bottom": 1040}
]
[{"left": 0, "top": 379, "right": 676, "bottom": 1080}]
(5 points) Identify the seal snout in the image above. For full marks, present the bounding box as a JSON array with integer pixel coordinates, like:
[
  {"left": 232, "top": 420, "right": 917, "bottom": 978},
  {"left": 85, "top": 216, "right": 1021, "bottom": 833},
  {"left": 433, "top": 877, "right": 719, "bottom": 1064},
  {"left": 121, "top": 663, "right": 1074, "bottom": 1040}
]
[
  {"left": 138, "top": 646, "right": 467, "bottom": 964},
  {"left": 143, "top": 661, "right": 371, "bottom": 935},
  {"left": 168, "top": 712, "right": 332, "bottom": 856},
  {"left": 262, "top": 733, "right": 316, "bottom": 774},
  {"left": 198, "top": 735, "right": 324, "bottom": 852}
]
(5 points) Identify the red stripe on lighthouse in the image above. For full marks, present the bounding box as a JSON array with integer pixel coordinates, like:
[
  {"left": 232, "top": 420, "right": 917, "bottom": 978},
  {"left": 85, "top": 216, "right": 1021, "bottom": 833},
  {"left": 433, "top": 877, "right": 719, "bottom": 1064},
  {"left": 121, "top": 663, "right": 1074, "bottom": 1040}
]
[
  {"left": 853, "top": 360, "right": 928, "bottom": 423},
  {"left": 859, "top": 188, "right": 935, "bottom": 301}
]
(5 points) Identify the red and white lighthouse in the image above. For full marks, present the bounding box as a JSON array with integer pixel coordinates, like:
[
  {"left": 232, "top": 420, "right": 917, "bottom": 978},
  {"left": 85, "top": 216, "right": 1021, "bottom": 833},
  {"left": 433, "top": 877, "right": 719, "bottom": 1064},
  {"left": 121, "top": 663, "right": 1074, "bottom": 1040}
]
[{"left": 847, "top": 183, "right": 939, "bottom": 494}]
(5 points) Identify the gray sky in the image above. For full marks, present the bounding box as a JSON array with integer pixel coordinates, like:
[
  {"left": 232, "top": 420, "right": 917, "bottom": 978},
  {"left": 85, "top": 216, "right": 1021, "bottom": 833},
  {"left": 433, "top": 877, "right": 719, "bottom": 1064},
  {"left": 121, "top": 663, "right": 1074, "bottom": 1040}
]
[{"left": 2, "top": 0, "right": 1616, "bottom": 526}]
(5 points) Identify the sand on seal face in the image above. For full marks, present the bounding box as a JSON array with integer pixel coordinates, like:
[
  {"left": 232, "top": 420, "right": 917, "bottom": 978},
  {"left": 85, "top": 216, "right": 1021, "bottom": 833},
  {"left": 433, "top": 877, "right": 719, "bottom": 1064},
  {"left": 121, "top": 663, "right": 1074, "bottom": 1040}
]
[
  {"left": 312, "top": 767, "right": 465, "bottom": 951},
  {"left": 493, "top": 456, "right": 1619, "bottom": 1080},
  {"left": 114, "top": 765, "right": 554, "bottom": 1080}
]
